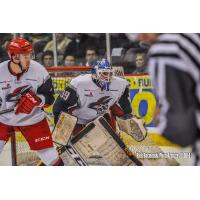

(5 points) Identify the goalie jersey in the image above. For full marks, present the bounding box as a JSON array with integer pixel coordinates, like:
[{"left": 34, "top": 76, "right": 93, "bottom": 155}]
[
  {"left": 53, "top": 74, "right": 132, "bottom": 125},
  {"left": 0, "top": 60, "right": 54, "bottom": 126}
]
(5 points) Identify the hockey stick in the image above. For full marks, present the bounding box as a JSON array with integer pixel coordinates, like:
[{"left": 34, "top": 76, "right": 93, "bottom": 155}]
[
  {"left": 36, "top": 140, "right": 87, "bottom": 166},
  {"left": 56, "top": 142, "right": 87, "bottom": 166}
]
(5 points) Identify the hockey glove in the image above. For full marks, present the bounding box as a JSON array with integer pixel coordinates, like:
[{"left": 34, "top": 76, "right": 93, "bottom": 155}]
[
  {"left": 15, "top": 90, "right": 42, "bottom": 115},
  {"left": 117, "top": 114, "right": 147, "bottom": 142}
]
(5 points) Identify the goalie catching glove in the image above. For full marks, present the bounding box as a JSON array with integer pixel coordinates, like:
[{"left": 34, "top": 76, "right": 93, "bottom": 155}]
[
  {"left": 109, "top": 104, "right": 147, "bottom": 142},
  {"left": 116, "top": 114, "right": 147, "bottom": 142},
  {"left": 15, "top": 90, "right": 42, "bottom": 115}
]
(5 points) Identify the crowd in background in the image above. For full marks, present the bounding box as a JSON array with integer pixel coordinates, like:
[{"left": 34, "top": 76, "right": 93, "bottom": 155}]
[{"left": 0, "top": 33, "right": 150, "bottom": 74}]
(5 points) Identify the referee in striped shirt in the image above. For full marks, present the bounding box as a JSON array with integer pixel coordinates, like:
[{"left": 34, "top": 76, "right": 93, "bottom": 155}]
[{"left": 139, "top": 33, "right": 200, "bottom": 165}]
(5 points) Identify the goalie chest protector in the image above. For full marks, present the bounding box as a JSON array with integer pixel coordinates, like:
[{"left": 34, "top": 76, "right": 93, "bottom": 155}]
[{"left": 70, "top": 74, "right": 129, "bottom": 125}]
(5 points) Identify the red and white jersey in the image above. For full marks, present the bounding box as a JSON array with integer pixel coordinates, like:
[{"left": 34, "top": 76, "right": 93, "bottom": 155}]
[
  {"left": 0, "top": 60, "right": 49, "bottom": 126},
  {"left": 70, "top": 74, "right": 129, "bottom": 124}
]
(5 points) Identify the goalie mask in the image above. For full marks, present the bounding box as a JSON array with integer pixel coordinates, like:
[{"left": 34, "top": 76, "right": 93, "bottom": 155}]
[
  {"left": 92, "top": 59, "right": 113, "bottom": 91},
  {"left": 7, "top": 38, "right": 33, "bottom": 73}
]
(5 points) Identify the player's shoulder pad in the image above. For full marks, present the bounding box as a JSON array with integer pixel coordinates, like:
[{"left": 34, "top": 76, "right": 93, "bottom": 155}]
[
  {"left": 29, "top": 60, "right": 49, "bottom": 80},
  {"left": 30, "top": 60, "right": 48, "bottom": 74},
  {"left": 0, "top": 60, "right": 9, "bottom": 72},
  {"left": 70, "top": 74, "right": 91, "bottom": 89},
  {"left": 112, "top": 76, "right": 129, "bottom": 87}
]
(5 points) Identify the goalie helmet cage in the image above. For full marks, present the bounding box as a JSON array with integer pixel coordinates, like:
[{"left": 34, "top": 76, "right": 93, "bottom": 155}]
[{"left": 10, "top": 65, "right": 124, "bottom": 166}]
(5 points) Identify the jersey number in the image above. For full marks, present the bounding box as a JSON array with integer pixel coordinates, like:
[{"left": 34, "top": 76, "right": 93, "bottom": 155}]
[{"left": 61, "top": 90, "right": 70, "bottom": 101}]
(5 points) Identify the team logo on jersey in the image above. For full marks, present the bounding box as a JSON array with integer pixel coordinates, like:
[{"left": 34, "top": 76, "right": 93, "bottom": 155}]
[
  {"left": 85, "top": 92, "right": 93, "bottom": 97},
  {"left": 84, "top": 89, "right": 96, "bottom": 91},
  {"left": 88, "top": 96, "right": 112, "bottom": 115},
  {"left": 6, "top": 85, "right": 31, "bottom": 102},
  {"left": 2, "top": 83, "right": 11, "bottom": 90},
  {"left": 0, "top": 80, "right": 12, "bottom": 84}
]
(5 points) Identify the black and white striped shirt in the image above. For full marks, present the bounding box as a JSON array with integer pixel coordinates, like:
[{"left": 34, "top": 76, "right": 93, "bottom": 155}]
[{"left": 148, "top": 33, "right": 200, "bottom": 147}]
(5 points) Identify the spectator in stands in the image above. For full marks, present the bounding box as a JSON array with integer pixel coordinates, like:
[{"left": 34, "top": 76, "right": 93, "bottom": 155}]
[
  {"left": 62, "top": 54, "right": 80, "bottom": 76},
  {"left": 110, "top": 33, "right": 130, "bottom": 48},
  {"left": 63, "top": 54, "right": 76, "bottom": 66},
  {"left": 123, "top": 48, "right": 137, "bottom": 74},
  {"left": 24, "top": 33, "right": 52, "bottom": 60},
  {"left": 133, "top": 52, "right": 147, "bottom": 74},
  {"left": 0, "top": 33, "right": 13, "bottom": 63},
  {"left": 42, "top": 51, "right": 54, "bottom": 68},
  {"left": 86, "top": 34, "right": 106, "bottom": 56},
  {"left": 122, "top": 41, "right": 150, "bottom": 74},
  {"left": 44, "top": 33, "right": 71, "bottom": 64},
  {"left": 64, "top": 34, "right": 97, "bottom": 65},
  {"left": 0, "top": 46, "right": 7, "bottom": 63},
  {"left": 85, "top": 47, "right": 98, "bottom": 66}
]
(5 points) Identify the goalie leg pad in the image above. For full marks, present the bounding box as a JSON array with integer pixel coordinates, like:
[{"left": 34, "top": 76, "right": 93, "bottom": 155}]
[
  {"left": 53, "top": 112, "right": 77, "bottom": 145},
  {"left": 36, "top": 147, "right": 59, "bottom": 166},
  {"left": 70, "top": 117, "right": 142, "bottom": 166}
]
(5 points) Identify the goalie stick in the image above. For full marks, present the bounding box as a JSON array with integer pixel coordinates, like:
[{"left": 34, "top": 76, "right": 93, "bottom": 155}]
[
  {"left": 36, "top": 140, "right": 88, "bottom": 166},
  {"left": 56, "top": 142, "right": 87, "bottom": 166}
]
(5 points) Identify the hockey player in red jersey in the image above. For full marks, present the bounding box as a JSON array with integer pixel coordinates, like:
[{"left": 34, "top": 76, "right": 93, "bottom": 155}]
[{"left": 0, "top": 38, "right": 64, "bottom": 166}]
